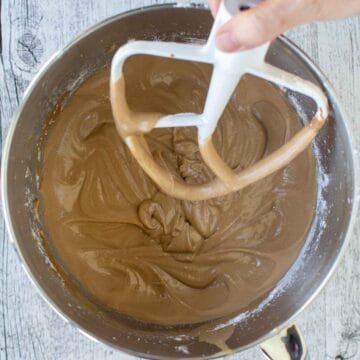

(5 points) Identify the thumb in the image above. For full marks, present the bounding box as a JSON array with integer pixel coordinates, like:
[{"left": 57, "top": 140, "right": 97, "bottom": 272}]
[{"left": 216, "top": 0, "right": 309, "bottom": 52}]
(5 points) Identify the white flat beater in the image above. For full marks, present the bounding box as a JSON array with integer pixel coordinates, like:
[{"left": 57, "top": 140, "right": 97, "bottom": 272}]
[{"left": 110, "top": 0, "right": 329, "bottom": 201}]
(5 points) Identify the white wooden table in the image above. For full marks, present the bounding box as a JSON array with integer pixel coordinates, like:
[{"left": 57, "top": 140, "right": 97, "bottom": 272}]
[{"left": 0, "top": 1, "right": 359, "bottom": 359}]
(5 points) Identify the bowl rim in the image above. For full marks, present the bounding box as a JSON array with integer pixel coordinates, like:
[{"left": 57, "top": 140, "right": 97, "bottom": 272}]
[{"left": 1, "top": 3, "right": 359, "bottom": 359}]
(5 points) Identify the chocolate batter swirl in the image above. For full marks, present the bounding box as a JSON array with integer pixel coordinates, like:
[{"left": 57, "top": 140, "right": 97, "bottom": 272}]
[{"left": 39, "top": 56, "right": 316, "bottom": 325}]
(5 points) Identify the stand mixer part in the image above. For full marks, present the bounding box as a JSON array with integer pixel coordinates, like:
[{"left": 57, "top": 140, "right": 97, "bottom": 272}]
[{"left": 110, "top": 0, "right": 329, "bottom": 201}]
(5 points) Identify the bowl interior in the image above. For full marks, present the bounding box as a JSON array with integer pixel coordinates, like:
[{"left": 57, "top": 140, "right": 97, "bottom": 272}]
[{"left": 3, "top": 5, "right": 356, "bottom": 359}]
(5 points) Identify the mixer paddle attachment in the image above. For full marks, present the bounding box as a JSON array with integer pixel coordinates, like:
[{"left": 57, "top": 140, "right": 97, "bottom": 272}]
[{"left": 110, "top": 0, "right": 329, "bottom": 201}]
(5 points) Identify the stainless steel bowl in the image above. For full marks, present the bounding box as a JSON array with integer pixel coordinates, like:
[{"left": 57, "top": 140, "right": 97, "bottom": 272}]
[{"left": 1, "top": 4, "right": 358, "bottom": 359}]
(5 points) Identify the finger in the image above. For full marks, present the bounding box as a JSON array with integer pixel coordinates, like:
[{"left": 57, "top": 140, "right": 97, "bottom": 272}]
[
  {"left": 216, "top": 0, "right": 310, "bottom": 52},
  {"left": 208, "top": 0, "right": 221, "bottom": 17},
  {"left": 315, "top": 0, "right": 360, "bottom": 20}
]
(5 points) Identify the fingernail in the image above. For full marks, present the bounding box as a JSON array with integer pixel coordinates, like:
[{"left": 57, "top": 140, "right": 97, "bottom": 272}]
[{"left": 216, "top": 31, "right": 241, "bottom": 52}]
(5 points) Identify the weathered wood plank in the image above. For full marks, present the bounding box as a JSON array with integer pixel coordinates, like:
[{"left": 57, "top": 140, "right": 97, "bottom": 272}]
[{"left": 0, "top": 1, "right": 359, "bottom": 359}]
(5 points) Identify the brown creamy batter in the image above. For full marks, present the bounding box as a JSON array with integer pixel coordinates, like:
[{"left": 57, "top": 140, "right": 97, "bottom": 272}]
[{"left": 39, "top": 55, "right": 316, "bottom": 325}]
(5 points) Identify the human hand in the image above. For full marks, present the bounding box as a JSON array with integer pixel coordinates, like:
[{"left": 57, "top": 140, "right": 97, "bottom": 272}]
[{"left": 209, "top": 0, "right": 360, "bottom": 52}]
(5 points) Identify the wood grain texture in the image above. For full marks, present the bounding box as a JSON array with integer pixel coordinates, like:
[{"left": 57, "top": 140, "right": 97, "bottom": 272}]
[{"left": 0, "top": 1, "right": 359, "bottom": 359}]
